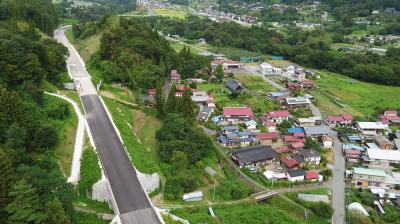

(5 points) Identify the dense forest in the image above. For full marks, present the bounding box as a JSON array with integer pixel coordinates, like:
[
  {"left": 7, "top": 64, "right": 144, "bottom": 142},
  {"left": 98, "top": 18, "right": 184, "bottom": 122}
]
[
  {"left": 88, "top": 17, "right": 209, "bottom": 90},
  {"left": 151, "top": 15, "right": 400, "bottom": 85},
  {"left": 0, "top": 0, "right": 85, "bottom": 223}
]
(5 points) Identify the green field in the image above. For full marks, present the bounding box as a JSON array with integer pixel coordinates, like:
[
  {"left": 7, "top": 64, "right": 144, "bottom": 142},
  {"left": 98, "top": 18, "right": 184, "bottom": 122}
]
[
  {"left": 171, "top": 196, "right": 328, "bottom": 224},
  {"left": 169, "top": 41, "right": 203, "bottom": 55},
  {"left": 314, "top": 70, "right": 400, "bottom": 116},
  {"left": 198, "top": 79, "right": 278, "bottom": 115},
  {"left": 154, "top": 8, "right": 187, "bottom": 19}
]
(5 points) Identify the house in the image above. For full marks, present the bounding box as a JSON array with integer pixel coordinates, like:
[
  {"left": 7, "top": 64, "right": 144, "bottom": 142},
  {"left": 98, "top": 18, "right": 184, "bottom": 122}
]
[
  {"left": 275, "top": 146, "right": 290, "bottom": 153},
  {"left": 245, "top": 120, "right": 257, "bottom": 130},
  {"left": 223, "top": 107, "right": 254, "bottom": 123},
  {"left": 373, "top": 135, "right": 394, "bottom": 150},
  {"left": 197, "top": 107, "right": 214, "bottom": 122},
  {"left": 197, "top": 37, "right": 206, "bottom": 45},
  {"left": 221, "top": 125, "right": 240, "bottom": 134},
  {"left": 380, "top": 110, "right": 400, "bottom": 124},
  {"left": 290, "top": 142, "right": 305, "bottom": 150},
  {"left": 224, "top": 80, "right": 243, "bottom": 93},
  {"left": 305, "top": 171, "right": 319, "bottom": 181},
  {"left": 263, "top": 171, "right": 287, "bottom": 180},
  {"left": 284, "top": 97, "right": 311, "bottom": 108},
  {"left": 191, "top": 92, "right": 211, "bottom": 106},
  {"left": 296, "top": 117, "right": 322, "bottom": 127},
  {"left": 219, "top": 131, "right": 256, "bottom": 147},
  {"left": 170, "top": 70, "right": 181, "bottom": 83},
  {"left": 301, "top": 80, "right": 314, "bottom": 89},
  {"left": 292, "top": 70, "right": 306, "bottom": 81},
  {"left": 303, "top": 126, "right": 331, "bottom": 138},
  {"left": 357, "top": 122, "right": 388, "bottom": 139},
  {"left": 364, "top": 148, "right": 400, "bottom": 167},
  {"left": 263, "top": 121, "right": 277, "bottom": 132},
  {"left": 352, "top": 167, "right": 387, "bottom": 188},
  {"left": 287, "top": 82, "right": 301, "bottom": 90},
  {"left": 384, "top": 7, "right": 399, "bottom": 14},
  {"left": 256, "top": 132, "right": 278, "bottom": 145},
  {"left": 260, "top": 62, "right": 275, "bottom": 76},
  {"left": 327, "top": 114, "right": 353, "bottom": 126},
  {"left": 288, "top": 127, "right": 305, "bottom": 134},
  {"left": 182, "top": 191, "right": 203, "bottom": 202},
  {"left": 281, "top": 157, "right": 300, "bottom": 169},
  {"left": 283, "top": 64, "right": 296, "bottom": 74},
  {"left": 261, "top": 110, "right": 290, "bottom": 124},
  {"left": 148, "top": 88, "right": 156, "bottom": 96},
  {"left": 345, "top": 149, "right": 362, "bottom": 163},
  {"left": 287, "top": 169, "right": 306, "bottom": 182},
  {"left": 231, "top": 145, "right": 277, "bottom": 169},
  {"left": 294, "top": 149, "right": 321, "bottom": 166},
  {"left": 322, "top": 136, "right": 333, "bottom": 148},
  {"left": 142, "top": 95, "right": 155, "bottom": 105}
]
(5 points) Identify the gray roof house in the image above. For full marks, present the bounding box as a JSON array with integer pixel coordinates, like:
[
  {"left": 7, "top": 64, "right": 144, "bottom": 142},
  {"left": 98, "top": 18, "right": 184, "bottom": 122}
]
[
  {"left": 224, "top": 80, "right": 243, "bottom": 93},
  {"left": 231, "top": 145, "right": 277, "bottom": 168},
  {"left": 294, "top": 149, "right": 321, "bottom": 165},
  {"left": 303, "top": 125, "right": 331, "bottom": 137}
]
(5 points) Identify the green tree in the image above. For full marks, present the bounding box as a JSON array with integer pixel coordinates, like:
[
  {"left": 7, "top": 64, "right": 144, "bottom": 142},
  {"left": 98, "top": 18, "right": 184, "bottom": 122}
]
[
  {"left": 170, "top": 151, "right": 189, "bottom": 170},
  {"left": 0, "top": 88, "right": 26, "bottom": 142},
  {"left": 6, "top": 180, "right": 46, "bottom": 224},
  {"left": 0, "top": 149, "right": 14, "bottom": 211},
  {"left": 178, "top": 89, "right": 195, "bottom": 121},
  {"left": 155, "top": 84, "right": 165, "bottom": 118},
  {"left": 5, "top": 123, "right": 27, "bottom": 151},
  {"left": 165, "top": 85, "right": 177, "bottom": 113},
  {"left": 214, "top": 64, "right": 224, "bottom": 83},
  {"left": 45, "top": 197, "right": 70, "bottom": 224}
]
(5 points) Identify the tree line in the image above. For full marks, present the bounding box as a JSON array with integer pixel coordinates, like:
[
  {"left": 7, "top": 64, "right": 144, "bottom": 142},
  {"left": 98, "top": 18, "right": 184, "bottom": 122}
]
[
  {"left": 150, "top": 15, "right": 400, "bottom": 85},
  {"left": 0, "top": 1, "right": 90, "bottom": 223}
]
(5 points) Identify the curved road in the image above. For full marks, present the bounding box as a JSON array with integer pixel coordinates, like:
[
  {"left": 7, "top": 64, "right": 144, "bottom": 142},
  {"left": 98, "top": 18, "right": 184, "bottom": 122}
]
[{"left": 54, "top": 26, "right": 162, "bottom": 224}]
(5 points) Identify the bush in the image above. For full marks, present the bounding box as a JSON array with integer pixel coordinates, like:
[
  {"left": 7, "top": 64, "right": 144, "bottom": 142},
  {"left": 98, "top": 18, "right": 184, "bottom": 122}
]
[{"left": 309, "top": 202, "right": 333, "bottom": 219}]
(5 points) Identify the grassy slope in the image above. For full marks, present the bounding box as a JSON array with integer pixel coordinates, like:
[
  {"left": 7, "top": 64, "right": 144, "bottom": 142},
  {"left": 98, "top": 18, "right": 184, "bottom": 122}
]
[
  {"left": 172, "top": 197, "right": 328, "bottom": 224},
  {"left": 103, "top": 97, "right": 160, "bottom": 173},
  {"left": 45, "top": 95, "right": 78, "bottom": 177},
  {"left": 314, "top": 70, "right": 400, "bottom": 116}
]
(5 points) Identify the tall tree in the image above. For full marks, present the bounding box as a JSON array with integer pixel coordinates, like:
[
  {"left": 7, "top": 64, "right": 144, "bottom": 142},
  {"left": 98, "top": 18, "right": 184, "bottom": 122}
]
[
  {"left": 214, "top": 64, "right": 224, "bottom": 83},
  {"left": 155, "top": 84, "right": 165, "bottom": 118},
  {"left": 45, "top": 197, "right": 70, "bottom": 224},
  {"left": 165, "top": 85, "right": 177, "bottom": 113},
  {"left": 6, "top": 180, "right": 46, "bottom": 224},
  {"left": 178, "top": 89, "right": 195, "bottom": 121},
  {"left": 0, "top": 88, "right": 26, "bottom": 142},
  {"left": 0, "top": 149, "right": 14, "bottom": 213}
]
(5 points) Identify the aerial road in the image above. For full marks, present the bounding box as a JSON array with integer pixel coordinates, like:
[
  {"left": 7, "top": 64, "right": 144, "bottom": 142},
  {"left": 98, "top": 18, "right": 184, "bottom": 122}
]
[{"left": 54, "top": 26, "right": 162, "bottom": 224}]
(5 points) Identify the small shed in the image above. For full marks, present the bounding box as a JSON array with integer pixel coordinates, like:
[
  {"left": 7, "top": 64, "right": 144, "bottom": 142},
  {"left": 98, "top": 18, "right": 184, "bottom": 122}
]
[{"left": 183, "top": 191, "right": 203, "bottom": 202}]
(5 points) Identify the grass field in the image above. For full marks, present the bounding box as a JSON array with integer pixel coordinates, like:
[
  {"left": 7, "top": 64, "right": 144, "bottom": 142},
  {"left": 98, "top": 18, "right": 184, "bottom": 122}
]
[
  {"left": 154, "top": 8, "right": 187, "bottom": 19},
  {"left": 314, "top": 70, "right": 400, "bottom": 117},
  {"left": 235, "top": 74, "right": 277, "bottom": 94},
  {"left": 171, "top": 197, "right": 328, "bottom": 224},
  {"left": 74, "top": 212, "right": 109, "bottom": 224},
  {"left": 78, "top": 140, "right": 101, "bottom": 193},
  {"left": 198, "top": 80, "right": 278, "bottom": 115},
  {"left": 170, "top": 42, "right": 203, "bottom": 55}
]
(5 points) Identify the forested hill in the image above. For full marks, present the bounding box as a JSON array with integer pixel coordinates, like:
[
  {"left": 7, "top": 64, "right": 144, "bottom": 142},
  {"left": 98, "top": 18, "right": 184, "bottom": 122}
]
[
  {"left": 0, "top": 0, "right": 59, "bottom": 35},
  {"left": 0, "top": 0, "right": 80, "bottom": 223},
  {"left": 87, "top": 17, "right": 210, "bottom": 90}
]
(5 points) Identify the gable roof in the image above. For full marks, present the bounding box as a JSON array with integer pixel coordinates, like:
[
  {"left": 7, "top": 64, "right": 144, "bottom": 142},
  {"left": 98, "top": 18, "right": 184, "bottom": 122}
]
[
  {"left": 288, "top": 169, "right": 306, "bottom": 177},
  {"left": 223, "top": 107, "right": 254, "bottom": 119},
  {"left": 281, "top": 157, "right": 299, "bottom": 168},
  {"left": 367, "top": 148, "right": 400, "bottom": 161},
  {"left": 232, "top": 145, "right": 277, "bottom": 164},
  {"left": 353, "top": 167, "right": 387, "bottom": 177},
  {"left": 297, "top": 148, "right": 320, "bottom": 158},
  {"left": 264, "top": 110, "right": 290, "bottom": 118},
  {"left": 290, "top": 142, "right": 305, "bottom": 149},
  {"left": 256, "top": 132, "right": 278, "bottom": 140},
  {"left": 305, "top": 171, "right": 319, "bottom": 180},
  {"left": 303, "top": 126, "right": 331, "bottom": 136},
  {"left": 224, "top": 80, "right": 243, "bottom": 91}
]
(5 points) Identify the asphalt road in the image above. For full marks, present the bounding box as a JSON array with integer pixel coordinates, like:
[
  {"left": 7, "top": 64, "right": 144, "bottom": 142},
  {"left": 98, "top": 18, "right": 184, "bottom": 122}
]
[{"left": 54, "top": 26, "right": 161, "bottom": 224}]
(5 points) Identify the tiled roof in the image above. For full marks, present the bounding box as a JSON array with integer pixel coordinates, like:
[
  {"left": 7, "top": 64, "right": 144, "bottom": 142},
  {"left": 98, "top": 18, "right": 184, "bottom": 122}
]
[
  {"left": 223, "top": 107, "right": 254, "bottom": 118},
  {"left": 256, "top": 132, "right": 278, "bottom": 140},
  {"left": 305, "top": 171, "right": 319, "bottom": 180},
  {"left": 281, "top": 157, "right": 299, "bottom": 168}
]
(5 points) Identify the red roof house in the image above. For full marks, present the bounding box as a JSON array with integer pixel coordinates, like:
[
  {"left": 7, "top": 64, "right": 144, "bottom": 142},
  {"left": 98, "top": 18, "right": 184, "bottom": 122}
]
[
  {"left": 261, "top": 110, "right": 290, "bottom": 124},
  {"left": 223, "top": 107, "right": 254, "bottom": 122},
  {"left": 148, "top": 88, "right": 156, "bottom": 96},
  {"left": 327, "top": 114, "right": 353, "bottom": 126},
  {"left": 305, "top": 171, "right": 319, "bottom": 180},
  {"left": 275, "top": 146, "right": 290, "bottom": 153},
  {"left": 281, "top": 157, "right": 300, "bottom": 169},
  {"left": 256, "top": 132, "right": 278, "bottom": 140},
  {"left": 301, "top": 80, "right": 314, "bottom": 89},
  {"left": 287, "top": 82, "right": 301, "bottom": 90},
  {"left": 283, "top": 135, "right": 306, "bottom": 143},
  {"left": 290, "top": 141, "right": 305, "bottom": 150},
  {"left": 293, "top": 132, "right": 305, "bottom": 138},
  {"left": 170, "top": 70, "right": 181, "bottom": 83},
  {"left": 380, "top": 110, "right": 400, "bottom": 124}
]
